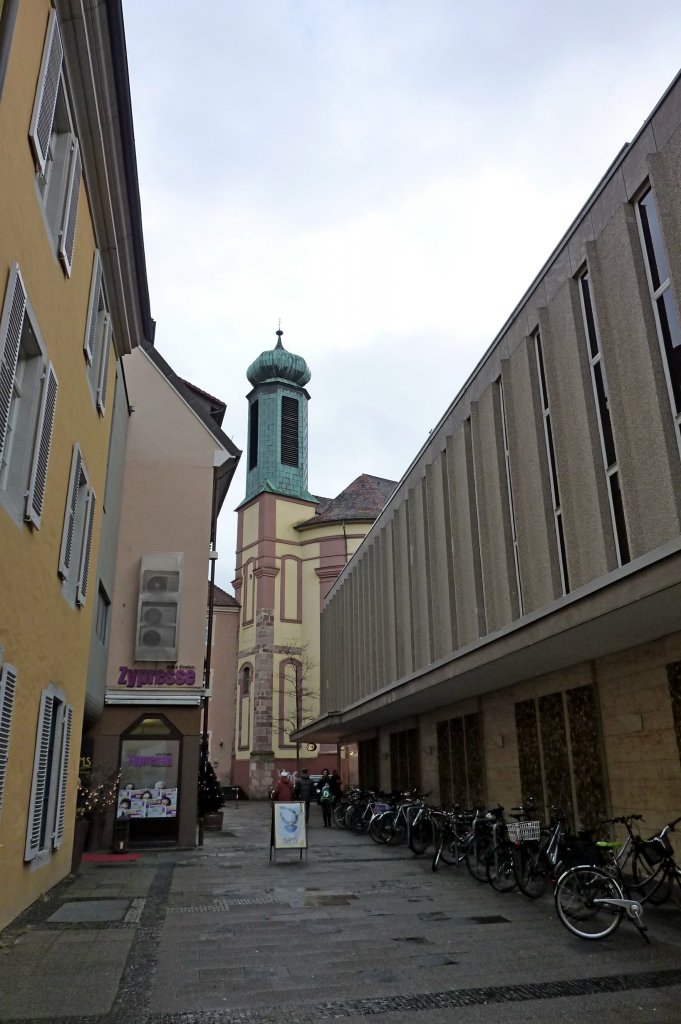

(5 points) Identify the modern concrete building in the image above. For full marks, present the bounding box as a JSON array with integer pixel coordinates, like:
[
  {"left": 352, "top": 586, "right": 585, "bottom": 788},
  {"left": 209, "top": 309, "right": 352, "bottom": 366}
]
[
  {"left": 300, "top": 73, "right": 681, "bottom": 829},
  {"left": 232, "top": 330, "right": 395, "bottom": 796},
  {"left": 0, "top": 0, "right": 153, "bottom": 928},
  {"left": 87, "top": 345, "right": 240, "bottom": 848}
]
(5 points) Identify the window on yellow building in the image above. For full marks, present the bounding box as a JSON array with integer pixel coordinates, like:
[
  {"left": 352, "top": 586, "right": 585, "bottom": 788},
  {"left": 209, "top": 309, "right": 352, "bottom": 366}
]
[
  {"left": 58, "top": 443, "right": 96, "bottom": 608},
  {"left": 28, "top": 10, "right": 81, "bottom": 277},
  {"left": 0, "top": 263, "right": 58, "bottom": 529},
  {"left": 83, "top": 251, "right": 112, "bottom": 415},
  {"left": 0, "top": 661, "right": 17, "bottom": 822},
  {"left": 25, "top": 684, "right": 72, "bottom": 863}
]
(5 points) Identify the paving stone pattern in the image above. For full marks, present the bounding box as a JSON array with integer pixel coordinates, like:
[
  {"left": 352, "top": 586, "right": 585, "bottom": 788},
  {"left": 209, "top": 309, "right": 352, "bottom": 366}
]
[{"left": 1, "top": 801, "right": 681, "bottom": 1023}]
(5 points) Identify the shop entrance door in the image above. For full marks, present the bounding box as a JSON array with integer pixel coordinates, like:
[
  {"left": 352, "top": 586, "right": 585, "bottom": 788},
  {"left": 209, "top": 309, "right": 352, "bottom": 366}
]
[{"left": 117, "top": 715, "right": 182, "bottom": 846}]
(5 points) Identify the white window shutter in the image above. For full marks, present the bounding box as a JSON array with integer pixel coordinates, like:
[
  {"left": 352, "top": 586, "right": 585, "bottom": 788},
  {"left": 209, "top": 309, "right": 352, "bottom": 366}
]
[
  {"left": 25, "top": 692, "right": 54, "bottom": 862},
  {"left": 96, "top": 314, "right": 112, "bottom": 414},
  {"left": 25, "top": 363, "right": 59, "bottom": 529},
  {"left": 76, "top": 489, "right": 96, "bottom": 606},
  {"left": 53, "top": 704, "right": 73, "bottom": 849},
  {"left": 0, "top": 663, "right": 18, "bottom": 820},
  {"left": 58, "top": 138, "right": 81, "bottom": 277},
  {"left": 58, "top": 445, "right": 82, "bottom": 580},
  {"left": 83, "top": 252, "right": 102, "bottom": 365},
  {"left": 0, "top": 264, "right": 27, "bottom": 463},
  {"left": 28, "top": 11, "right": 63, "bottom": 176}
]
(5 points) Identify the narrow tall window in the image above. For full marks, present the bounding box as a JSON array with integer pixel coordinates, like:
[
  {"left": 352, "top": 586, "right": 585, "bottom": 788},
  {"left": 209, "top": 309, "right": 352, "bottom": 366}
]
[
  {"left": 534, "top": 332, "right": 569, "bottom": 594},
  {"left": 84, "top": 252, "right": 112, "bottom": 415},
  {"left": 636, "top": 187, "right": 681, "bottom": 449},
  {"left": 25, "top": 687, "right": 72, "bottom": 861},
  {"left": 248, "top": 399, "right": 258, "bottom": 470},
  {"left": 0, "top": 264, "right": 58, "bottom": 528},
  {"left": 281, "top": 395, "right": 299, "bottom": 467},
  {"left": 29, "top": 11, "right": 81, "bottom": 276},
  {"left": 579, "top": 270, "right": 630, "bottom": 565},
  {"left": 498, "top": 378, "right": 523, "bottom": 614}
]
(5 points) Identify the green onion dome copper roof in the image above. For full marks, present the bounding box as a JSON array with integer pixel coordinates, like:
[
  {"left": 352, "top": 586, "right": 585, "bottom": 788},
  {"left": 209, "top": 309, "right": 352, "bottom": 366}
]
[{"left": 246, "top": 329, "right": 311, "bottom": 388}]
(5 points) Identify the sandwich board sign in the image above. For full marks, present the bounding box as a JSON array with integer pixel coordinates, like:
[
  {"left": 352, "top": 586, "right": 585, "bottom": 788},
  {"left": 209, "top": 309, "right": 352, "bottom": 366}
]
[{"left": 270, "top": 801, "right": 307, "bottom": 861}]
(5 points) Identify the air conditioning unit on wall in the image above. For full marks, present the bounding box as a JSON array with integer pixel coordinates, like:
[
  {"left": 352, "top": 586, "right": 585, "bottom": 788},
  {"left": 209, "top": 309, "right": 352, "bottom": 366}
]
[{"left": 135, "top": 553, "right": 183, "bottom": 662}]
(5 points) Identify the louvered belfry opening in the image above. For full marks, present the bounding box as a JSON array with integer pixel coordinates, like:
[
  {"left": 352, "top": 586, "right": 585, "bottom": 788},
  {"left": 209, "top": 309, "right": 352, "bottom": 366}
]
[
  {"left": 248, "top": 399, "right": 259, "bottom": 470},
  {"left": 280, "top": 395, "right": 299, "bottom": 467}
]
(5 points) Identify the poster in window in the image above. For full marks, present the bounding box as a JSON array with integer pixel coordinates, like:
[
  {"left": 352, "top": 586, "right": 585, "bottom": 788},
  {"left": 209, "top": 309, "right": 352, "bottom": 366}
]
[{"left": 117, "top": 738, "right": 179, "bottom": 819}]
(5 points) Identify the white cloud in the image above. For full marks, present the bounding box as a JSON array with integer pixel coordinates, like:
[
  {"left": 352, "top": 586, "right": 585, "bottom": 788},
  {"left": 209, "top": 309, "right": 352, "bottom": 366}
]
[{"left": 121, "top": 0, "right": 681, "bottom": 589}]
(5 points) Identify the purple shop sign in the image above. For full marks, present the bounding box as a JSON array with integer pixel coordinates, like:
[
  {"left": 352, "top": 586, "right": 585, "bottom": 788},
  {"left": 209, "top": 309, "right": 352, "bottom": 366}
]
[
  {"left": 126, "top": 754, "right": 173, "bottom": 767},
  {"left": 116, "top": 666, "right": 197, "bottom": 688}
]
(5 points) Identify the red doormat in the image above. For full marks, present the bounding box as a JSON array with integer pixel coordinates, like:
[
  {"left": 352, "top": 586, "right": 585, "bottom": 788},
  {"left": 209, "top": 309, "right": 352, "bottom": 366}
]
[{"left": 82, "top": 853, "right": 141, "bottom": 862}]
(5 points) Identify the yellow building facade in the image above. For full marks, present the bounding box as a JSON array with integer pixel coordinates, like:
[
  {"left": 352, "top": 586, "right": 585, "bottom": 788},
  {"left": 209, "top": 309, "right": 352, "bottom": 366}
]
[{"left": 0, "top": 1, "right": 152, "bottom": 928}]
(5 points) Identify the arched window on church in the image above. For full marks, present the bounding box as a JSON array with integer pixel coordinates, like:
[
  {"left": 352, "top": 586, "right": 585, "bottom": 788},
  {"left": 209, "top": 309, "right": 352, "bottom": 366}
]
[{"left": 240, "top": 664, "right": 250, "bottom": 697}]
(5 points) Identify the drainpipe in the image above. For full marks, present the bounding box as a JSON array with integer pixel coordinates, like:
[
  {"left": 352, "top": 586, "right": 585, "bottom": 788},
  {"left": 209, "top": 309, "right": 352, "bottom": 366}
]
[{"left": 198, "top": 466, "right": 219, "bottom": 846}]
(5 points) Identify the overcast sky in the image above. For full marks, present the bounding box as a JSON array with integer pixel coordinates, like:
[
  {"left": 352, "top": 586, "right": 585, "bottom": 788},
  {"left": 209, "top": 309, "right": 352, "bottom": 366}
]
[{"left": 121, "top": 1, "right": 681, "bottom": 592}]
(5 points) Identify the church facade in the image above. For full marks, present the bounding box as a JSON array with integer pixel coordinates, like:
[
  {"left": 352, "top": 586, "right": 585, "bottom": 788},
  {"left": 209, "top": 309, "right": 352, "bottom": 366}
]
[{"left": 231, "top": 331, "right": 394, "bottom": 797}]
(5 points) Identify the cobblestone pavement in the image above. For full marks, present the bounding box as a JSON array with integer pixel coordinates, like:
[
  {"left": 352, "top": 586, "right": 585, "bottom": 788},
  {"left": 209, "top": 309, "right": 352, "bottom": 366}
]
[{"left": 1, "top": 801, "right": 681, "bottom": 1023}]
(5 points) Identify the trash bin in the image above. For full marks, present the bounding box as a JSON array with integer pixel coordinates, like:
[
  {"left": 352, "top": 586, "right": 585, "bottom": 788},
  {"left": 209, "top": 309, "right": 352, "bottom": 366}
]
[{"left": 113, "top": 816, "right": 130, "bottom": 854}]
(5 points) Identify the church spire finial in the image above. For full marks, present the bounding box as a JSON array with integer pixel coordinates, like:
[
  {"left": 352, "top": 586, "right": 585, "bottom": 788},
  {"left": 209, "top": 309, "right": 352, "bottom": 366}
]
[{"left": 275, "top": 320, "right": 283, "bottom": 349}]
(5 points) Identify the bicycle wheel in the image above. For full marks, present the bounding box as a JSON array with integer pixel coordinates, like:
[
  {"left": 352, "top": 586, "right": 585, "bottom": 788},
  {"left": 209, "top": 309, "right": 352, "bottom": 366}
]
[
  {"left": 465, "top": 834, "right": 492, "bottom": 882},
  {"left": 352, "top": 809, "right": 371, "bottom": 834},
  {"left": 437, "top": 826, "right": 463, "bottom": 865},
  {"left": 379, "top": 810, "right": 407, "bottom": 846},
  {"left": 369, "top": 812, "right": 390, "bottom": 844},
  {"left": 344, "top": 805, "right": 359, "bottom": 830},
  {"left": 409, "top": 818, "right": 433, "bottom": 856},
  {"left": 333, "top": 802, "right": 348, "bottom": 829},
  {"left": 515, "top": 845, "right": 551, "bottom": 899},
  {"left": 486, "top": 842, "right": 517, "bottom": 892},
  {"left": 554, "top": 866, "right": 624, "bottom": 940}
]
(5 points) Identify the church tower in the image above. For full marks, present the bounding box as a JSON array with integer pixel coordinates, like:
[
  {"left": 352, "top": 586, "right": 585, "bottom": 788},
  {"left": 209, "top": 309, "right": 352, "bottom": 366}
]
[
  {"left": 232, "top": 330, "right": 396, "bottom": 797},
  {"left": 244, "top": 328, "right": 315, "bottom": 503}
]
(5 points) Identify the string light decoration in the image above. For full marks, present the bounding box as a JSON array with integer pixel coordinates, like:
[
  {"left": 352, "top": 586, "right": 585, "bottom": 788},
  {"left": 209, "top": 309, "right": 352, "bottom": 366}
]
[
  {"left": 76, "top": 769, "right": 122, "bottom": 820},
  {"left": 198, "top": 742, "right": 223, "bottom": 816}
]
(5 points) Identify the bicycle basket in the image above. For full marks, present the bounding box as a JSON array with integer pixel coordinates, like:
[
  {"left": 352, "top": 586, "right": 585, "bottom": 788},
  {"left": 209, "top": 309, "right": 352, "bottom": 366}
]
[
  {"left": 638, "top": 835, "right": 672, "bottom": 864},
  {"left": 506, "top": 820, "right": 541, "bottom": 842}
]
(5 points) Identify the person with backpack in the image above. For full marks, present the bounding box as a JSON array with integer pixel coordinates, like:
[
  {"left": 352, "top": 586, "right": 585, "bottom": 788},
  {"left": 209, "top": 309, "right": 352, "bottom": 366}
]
[
  {"left": 293, "top": 767, "right": 317, "bottom": 825},
  {"left": 317, "top": 768, "right": 334, "bottom": 827}
]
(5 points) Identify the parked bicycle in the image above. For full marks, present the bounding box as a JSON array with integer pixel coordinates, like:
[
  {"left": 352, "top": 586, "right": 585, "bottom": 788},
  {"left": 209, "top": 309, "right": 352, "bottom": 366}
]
[{"left": 553, "top": 815, "right": 681, "bottom": 940}]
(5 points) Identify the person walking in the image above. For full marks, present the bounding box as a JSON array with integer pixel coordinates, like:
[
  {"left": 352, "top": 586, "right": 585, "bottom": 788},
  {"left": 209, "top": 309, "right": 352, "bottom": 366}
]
[
  {"left": 271, "top": 770, "right": 295, "bottom": 802},
  {"left": 294, "top": 767, "right": 317, "bottom": 825},
  {"left": 330, "top": 770, "right": 343, "bottom": 807},
  {"left": 317, "top": 768, "right": 334, "bottom": 827}
]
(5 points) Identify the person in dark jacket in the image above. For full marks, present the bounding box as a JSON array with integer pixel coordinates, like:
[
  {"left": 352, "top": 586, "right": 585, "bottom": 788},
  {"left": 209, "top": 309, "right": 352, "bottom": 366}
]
[
  {"left": 317, "top": 768, "right": 334, "bottom": 827},
  {"left": 294, "top": 767, "right": 317, "bottom": 824}
]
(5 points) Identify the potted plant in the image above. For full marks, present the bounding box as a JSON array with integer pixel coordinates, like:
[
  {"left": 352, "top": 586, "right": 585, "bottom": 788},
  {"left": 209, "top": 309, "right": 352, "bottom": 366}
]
[
  {"left": 72, "top": 768, "right": 121, "bottom": 867},
  {"left": 198, "top": 747, "right": 224, "bottom": 831}
]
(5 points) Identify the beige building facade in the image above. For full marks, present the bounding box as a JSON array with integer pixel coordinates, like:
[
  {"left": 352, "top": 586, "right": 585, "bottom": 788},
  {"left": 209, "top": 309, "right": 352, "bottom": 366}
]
[
  {"left": 206, "top": 584, "right": 240, "bottom": 787},
  {"left": 87, "top": 345, "right": 239, "bottom": 847},
  {"left": 301, "top": 74, "right": 681, "bottom": 830}
]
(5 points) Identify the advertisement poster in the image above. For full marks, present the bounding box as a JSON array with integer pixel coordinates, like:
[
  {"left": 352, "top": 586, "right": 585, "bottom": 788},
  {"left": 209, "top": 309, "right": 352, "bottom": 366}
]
[
  {"left": 272, "top": 802, "right": 307, "bottom": 848},
  {"left": 117, "top": 786, "right": 177, "bottom": 819},
  {"left": 117, "top": 738, "right": 180, "bottom": 819}
]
